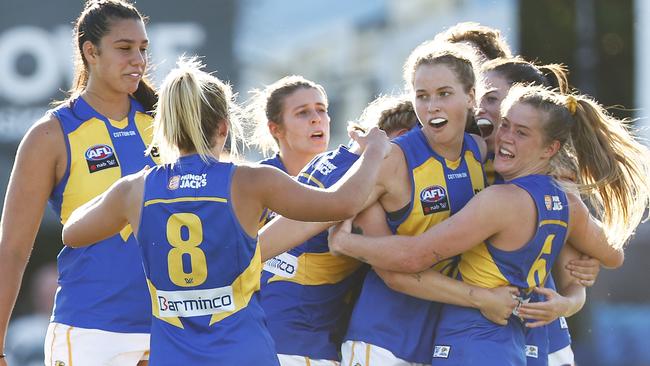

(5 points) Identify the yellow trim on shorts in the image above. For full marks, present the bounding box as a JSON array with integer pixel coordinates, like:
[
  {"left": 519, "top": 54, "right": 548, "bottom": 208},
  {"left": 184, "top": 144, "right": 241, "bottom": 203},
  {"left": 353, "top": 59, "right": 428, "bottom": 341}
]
[
  {"left": 365, "top": 343, "right": 371, "bottom": 365},
  {"left": 66, "top": 326, "right": 74, "bottom": 366},
  {"left": 49, "top": 323, "right": 58, "bottom": 366},
  {"left": 348, "top": 342, "right": 356, "bottom": 366}
]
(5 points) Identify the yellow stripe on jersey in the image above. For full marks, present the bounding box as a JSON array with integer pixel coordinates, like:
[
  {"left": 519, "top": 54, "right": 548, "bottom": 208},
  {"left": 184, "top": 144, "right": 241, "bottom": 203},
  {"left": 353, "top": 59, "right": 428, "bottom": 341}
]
[
  {"left": 209, "top": 242, "right": 262, "bottom": 325},
  {"left": 397, "top": 157, "right": 447, "bottom": 236},
  {"left": 298, "top": 172, "right": 325, "bottom": 188},
  {"left": 61, "top": 118, "right": 122, "bottom": 224},
  {"left": 108, "top": 116, "right": 128, "bottom": 129},
  {"left": 457, "top": 243, "right": 509, "bottom": 288},
  {"left": 465, "top": 149, "right": 486, "bottom": 193},
  {"left": 144, "top": 196, "right": 227, "bottom": 207},
  {"left": 267, "top": 252, "right": 362, "bottom": 286},
  {"left": 134, "top": 111, "right": 161, "bottom": 165},
  {"left": 119, "top": 225, "right": 133, "bottom": 241},
  {"left": 539, "top": 219, "right": 568, "bottom": 228}
]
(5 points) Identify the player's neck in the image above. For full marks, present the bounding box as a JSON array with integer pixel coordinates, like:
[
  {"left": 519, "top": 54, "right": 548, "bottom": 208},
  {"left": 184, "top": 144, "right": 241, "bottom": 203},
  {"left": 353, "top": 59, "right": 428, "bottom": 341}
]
[{"left": 81, "top": 86, "right": 130, "bottom": 121}]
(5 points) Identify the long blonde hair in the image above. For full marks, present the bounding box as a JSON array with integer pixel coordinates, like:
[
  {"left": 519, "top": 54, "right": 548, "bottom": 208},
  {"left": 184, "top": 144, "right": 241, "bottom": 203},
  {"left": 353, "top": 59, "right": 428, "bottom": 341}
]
[
  {"left": 504, "top": 85, "right": 650, "bottom": 249},
  {"left": 149, "top": 57, "right": 243, "bottom": 164}
]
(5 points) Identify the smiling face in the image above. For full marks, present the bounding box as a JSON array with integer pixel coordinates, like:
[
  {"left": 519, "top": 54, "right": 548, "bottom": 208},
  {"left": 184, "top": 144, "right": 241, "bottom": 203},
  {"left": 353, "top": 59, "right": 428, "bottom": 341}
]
[
  {"left": 477, "top": 70, "right": 511, "bottom": 153},
  {"left": 494, "top": 101, "right": 559, "bottom": 180},
  {"left": 413, "top": 63, "right": 474, "bottom": 156},
  {"left": 86, "top": 18, "right": 148, "bottom": 95},
  {"left": 271, "top": 87, "right": 330, "bottom": 156}
]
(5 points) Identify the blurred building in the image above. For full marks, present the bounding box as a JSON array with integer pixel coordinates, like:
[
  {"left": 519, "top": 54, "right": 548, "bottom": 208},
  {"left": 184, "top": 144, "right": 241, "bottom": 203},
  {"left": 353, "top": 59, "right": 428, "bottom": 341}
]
[{"left": 236, "top": 0, "right": 518, "bottom": 147}]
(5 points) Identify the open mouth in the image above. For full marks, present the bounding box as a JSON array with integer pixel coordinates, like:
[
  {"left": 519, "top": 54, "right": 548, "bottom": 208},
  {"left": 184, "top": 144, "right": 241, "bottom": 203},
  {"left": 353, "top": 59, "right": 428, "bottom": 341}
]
[
  {"left": 476, "top": 118, "right": 494, "bottom": 137},
  {"left": 498, "top": 147, "right": 515, "bottom": 159},
  {"left": 311, "top": 131, "right": 325, "bottom": 139},
  {"left": 428, "top": 117, "right": 448, "bottom": 128}
]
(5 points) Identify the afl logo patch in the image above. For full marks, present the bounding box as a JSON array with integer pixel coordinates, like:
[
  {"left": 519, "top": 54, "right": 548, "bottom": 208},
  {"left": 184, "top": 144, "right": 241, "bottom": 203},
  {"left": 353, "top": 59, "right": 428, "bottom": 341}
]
[
  {"left": 168, "top": 175, "right": 180, "bottom": 190},
  {"left": 85, "top": 144, "right": 119, "bottom": 173},
  {"left": 420, "top": 185, "right": 449, "bottom": 215},
  {"left": 85, "top": 144, "right": 114, "bottom": 161}
]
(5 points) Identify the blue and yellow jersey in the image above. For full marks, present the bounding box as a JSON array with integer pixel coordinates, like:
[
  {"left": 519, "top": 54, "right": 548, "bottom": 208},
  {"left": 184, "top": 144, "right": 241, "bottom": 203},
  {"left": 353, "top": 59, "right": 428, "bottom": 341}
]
[
  {"left": 258, "top": 153, "right": 288, "bottom": 226},
  {"left": 432, "top": 174, "right": 569, "bottom": 366},
  {"left": 260, "top": 145, "right": 365, "bottom": 360},
  {"left": 346, "top": 129, "right": 486, "bottom": 363},
  {"left": 138, "top": 155, "right": 278, "bottom": 365},
  {"left": 49, "top": 96, "right": 157, "bottom": 333},
  {"left": 456, "top": 174, "right": 568, "bottom": 295}
]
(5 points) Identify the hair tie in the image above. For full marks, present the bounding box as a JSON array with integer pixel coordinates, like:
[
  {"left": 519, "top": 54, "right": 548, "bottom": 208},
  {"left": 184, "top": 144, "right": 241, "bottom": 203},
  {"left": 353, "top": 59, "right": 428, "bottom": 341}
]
[{"left": 566, "top": 95, "right": 578, "bottom": 116}]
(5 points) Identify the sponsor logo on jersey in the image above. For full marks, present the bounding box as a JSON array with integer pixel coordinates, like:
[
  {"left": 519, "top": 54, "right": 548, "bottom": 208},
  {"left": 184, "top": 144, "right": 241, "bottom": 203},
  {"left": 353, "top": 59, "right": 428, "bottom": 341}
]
[
  {"left": 314, "top": 158, "right": 337, "bottom": 176},
  {"left": 173, "top": 173, "right": 208, "bottom": 189},
  {"left": 263, "top": 252, "right": 298, "bottom": 278},
  {"left": 559, "top": 316, "right": 569, "bottom": 329},
  {"left": 420, "top": 185, "right": 449, "bottom": 215},
  {"left": 55, "top": 361, "right": 66, "bottom": 366},
  {"left": 113, "top": 130, "right": 136, "bottom": 138},
  {"left": 544, "top": 195, "right": 563, "bottom": 211},
  {"left": 433, "top": 345, "right": 451, "bottom": 358},
  {"left": 156, "top": 286, "right": 235, "bottom": 318},
  {"left": 447, "top": 172, "right": 468, "bottom": 180},
  {"left": 168, "top": 175, "right": 180, "bottom": 190},
  {"left": 525, "top": 345, "right": 539, "bottom": 358},
  {"left": 85, "top": 144, "right": 119, "bottom": 173}
]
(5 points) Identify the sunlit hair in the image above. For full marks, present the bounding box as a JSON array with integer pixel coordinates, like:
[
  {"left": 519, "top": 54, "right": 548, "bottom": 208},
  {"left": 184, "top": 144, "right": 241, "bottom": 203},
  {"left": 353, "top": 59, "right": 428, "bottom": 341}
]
[
  {"left": 246, "top": 76, "right": 328, "bottom": 157},
  {"left": 482, "top": 57, "right": 569, "bottom": 94},
  {"left": 502, "top": 85, "right": 650, "bottom": 249},
  {"left": 62, "top": 0, "right": 157, "bottom": 111},
  {"left": 404, "top": 41, "right": 479, "bottom": 93},
  {"left": 149, "top": 57, "right": 243, "bottom": 164},
  {"left": 356, "top": 95, "right": 417, "bottom": 135},
  {"left": 404, "top": 41, "right": 481, "bottom": 130},
  {"left": 435, "top": 21, "right": 513, "bottom": 61}
]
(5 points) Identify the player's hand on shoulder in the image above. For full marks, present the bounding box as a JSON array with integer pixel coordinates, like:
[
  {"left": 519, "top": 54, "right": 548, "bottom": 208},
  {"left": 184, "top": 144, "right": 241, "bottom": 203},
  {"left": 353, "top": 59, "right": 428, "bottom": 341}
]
[
  {"left": 566, "top": 254, "right": 600, "bottom": 287},
  {"left": 349, "top": 126, "right": 391, "bottom": 158}
]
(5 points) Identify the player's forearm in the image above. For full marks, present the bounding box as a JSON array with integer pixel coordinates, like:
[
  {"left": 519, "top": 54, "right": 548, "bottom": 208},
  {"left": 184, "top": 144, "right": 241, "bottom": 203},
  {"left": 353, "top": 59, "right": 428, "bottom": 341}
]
[
  {"left": 557, "top": 283, "right": 585, "bottom": 317},
  {"left": 0, "top": 245, "right": 31, "bottom": 350},
  {"left": 333, "top": 233, "right": 427, "bottom": 272},
  {"left": 259, "top": 218, "right": 332, "bottom": 261},
  {"left": 378, "top": 268, "right": 479, "bottom": 307},
  {"left": 328, "top": 144, "right": 385, "bottom": 217}
]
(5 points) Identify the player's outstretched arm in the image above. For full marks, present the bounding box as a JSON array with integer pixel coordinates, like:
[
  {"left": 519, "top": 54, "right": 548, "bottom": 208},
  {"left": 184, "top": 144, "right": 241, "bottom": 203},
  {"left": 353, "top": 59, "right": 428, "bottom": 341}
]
[
  {"left": 0, "top": 117, "right": 65, "bottom": 361},
  {"left": 328, "top": 185, "right": 508, "bottom": 272}
]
